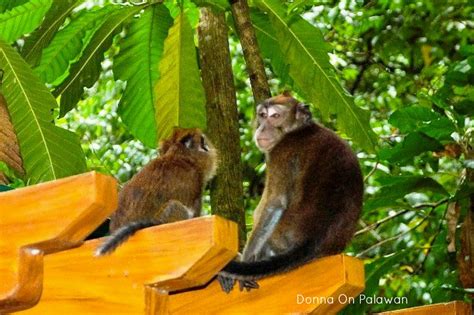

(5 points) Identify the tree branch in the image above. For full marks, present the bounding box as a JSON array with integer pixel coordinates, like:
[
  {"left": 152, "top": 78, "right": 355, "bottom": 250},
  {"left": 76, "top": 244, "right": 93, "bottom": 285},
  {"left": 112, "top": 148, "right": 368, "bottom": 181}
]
[
  {"left": 230, "top": 0, "right": 271, "bottom": 103},
  {"left": 356, "top": 198, "right": 450, "bottom": 257}
]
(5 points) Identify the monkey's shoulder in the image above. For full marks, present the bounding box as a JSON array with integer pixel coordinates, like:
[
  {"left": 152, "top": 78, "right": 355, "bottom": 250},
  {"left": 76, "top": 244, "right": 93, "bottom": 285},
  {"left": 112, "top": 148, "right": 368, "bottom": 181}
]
[
  {"left": 120, "top": 156, "right": 201, "bottom": 193},
  {"left": 276, "top": 123, "right": 345, "bottom": 152}
]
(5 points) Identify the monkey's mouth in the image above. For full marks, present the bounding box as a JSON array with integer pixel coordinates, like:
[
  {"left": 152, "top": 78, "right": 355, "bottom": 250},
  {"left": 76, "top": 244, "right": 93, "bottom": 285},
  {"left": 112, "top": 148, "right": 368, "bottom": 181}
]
[{"left": 257, "top": 138, "right": 273, "bottom": 149}]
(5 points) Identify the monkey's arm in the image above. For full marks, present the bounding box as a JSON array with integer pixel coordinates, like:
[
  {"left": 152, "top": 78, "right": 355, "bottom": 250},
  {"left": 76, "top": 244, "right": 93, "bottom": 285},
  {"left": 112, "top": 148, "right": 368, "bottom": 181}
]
[
  {"left": 242, "top": 204, "right": 285, "bottom": 261},
  {"left": 242, "top": 208, "right": 283, "bottom": 262},
  {"left": 95, "top": 200, "right": 194, "bottom": 256},
  {"left": 218, "top": 203, "right": 285, "bottom": 293}
]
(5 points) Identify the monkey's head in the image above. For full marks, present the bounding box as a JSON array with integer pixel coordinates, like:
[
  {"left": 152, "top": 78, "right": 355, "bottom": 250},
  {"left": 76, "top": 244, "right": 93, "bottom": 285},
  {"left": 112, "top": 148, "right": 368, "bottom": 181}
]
[
  {"left": 160, "top": 127, "right": 217, "bottom": 181},
  {"left": 254, "top": 92, "right": 312, "bottom": 152}
]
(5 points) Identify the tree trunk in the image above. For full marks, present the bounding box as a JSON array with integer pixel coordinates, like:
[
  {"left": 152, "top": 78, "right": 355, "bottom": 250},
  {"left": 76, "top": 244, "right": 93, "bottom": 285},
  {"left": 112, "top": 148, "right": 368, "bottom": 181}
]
[
  {"left": 458, "top": 151, "right": 474, "bottom": 293},
  {"left": 198, "top": 8, "right": 246, "bottom": 247},
  {"left": 230, "top": 0, "right": 271, "bottom": 103}
]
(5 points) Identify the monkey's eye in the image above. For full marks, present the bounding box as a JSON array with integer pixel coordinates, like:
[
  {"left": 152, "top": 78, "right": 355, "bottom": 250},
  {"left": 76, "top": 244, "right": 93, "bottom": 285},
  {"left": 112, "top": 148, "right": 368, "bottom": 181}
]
[
  {"left": 201, "top": 136, "right": 209, "bottom": 152},
  {"left": 271, "top": 113, "right": 280, "bottom": 119},
  {"left": 259, "top": 112, "right": 267, "bottom": 119}
]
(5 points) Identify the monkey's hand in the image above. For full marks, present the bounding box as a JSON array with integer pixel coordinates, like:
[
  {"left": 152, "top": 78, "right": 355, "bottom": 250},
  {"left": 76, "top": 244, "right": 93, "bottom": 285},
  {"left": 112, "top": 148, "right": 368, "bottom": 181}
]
[
  {"left": 217, "top": 274, "right": 236, "bottom": 293},
  {"left": 238, "top": 279, "right": 260, "bottom": 292},
  {"left": 217, "top": 275, "right": 260, "bottom": 293}
]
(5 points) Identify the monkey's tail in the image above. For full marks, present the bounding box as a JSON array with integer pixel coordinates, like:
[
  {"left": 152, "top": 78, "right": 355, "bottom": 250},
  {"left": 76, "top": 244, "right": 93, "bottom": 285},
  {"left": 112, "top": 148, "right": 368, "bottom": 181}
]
[
  {"left": 219, "top": 241, "right": 320, "bottom": 281},
  {"left": 95, "top": 220, "right": 159, "bottom": 256}
]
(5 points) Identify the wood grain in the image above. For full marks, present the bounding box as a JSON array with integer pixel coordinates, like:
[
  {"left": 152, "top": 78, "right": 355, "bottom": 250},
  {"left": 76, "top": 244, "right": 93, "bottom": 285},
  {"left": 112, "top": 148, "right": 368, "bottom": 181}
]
[
  {"left": 377, "top": 301, "right": 472, "bottom": 315},
  {"left": 0, "top": 171, "right": 117, "bottom": 313},
  {"left": 152, "top": 254, "right": 364, "bottom": 315},
  {"left": 21, "top": 216, "right": 238, "bottom": 314}
]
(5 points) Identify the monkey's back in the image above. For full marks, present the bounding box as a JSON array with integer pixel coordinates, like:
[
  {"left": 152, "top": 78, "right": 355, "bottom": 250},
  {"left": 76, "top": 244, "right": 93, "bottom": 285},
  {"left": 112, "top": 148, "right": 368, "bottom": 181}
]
[
  {"left": 268, "top": 123, "right": 363, "bottom": 255},
  {"left": 109, "top": 154, "right": 204, "bottom": 231}
]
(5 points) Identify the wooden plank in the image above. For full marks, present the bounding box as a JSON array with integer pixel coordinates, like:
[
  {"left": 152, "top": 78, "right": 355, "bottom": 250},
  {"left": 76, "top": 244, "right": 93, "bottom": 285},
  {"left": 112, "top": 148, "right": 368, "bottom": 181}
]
[
  {"left": 377, "top": 301, "right": 472, "bottom": 315},
  {"left": 21, "top": 216, "right": 238, "bottom": 315},
  {"left": 151, "top": 254, "right": 364, "bottom": 314},
  {"left": 0, "top": 172, "right": 117, "bottom": 313}
]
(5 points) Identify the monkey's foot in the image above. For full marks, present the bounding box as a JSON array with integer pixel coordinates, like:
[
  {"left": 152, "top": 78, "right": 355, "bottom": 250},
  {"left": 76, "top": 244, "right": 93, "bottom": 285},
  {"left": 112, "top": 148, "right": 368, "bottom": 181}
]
[
  {"left": 238, "top": 279, "right": 259, "bottom": 292},
  {"left": 217, "top": 275, "right": 236, "bottom": 293}
]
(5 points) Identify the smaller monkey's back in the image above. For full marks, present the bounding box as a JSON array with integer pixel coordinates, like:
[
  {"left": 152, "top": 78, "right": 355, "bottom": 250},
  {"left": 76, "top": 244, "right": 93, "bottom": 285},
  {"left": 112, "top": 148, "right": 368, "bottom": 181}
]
[{"left": 109, "top": 155, "right": 203, "bottom": 232}]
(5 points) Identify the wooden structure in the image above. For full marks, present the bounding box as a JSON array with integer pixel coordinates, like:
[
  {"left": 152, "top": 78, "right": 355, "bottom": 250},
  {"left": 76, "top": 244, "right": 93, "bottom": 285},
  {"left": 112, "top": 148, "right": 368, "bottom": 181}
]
[
  {"left": 0, "top": 171, "right": 366, "bottom": 314},
  {"left": 378, "top": 301, "right": 472, "bottom": 315}
]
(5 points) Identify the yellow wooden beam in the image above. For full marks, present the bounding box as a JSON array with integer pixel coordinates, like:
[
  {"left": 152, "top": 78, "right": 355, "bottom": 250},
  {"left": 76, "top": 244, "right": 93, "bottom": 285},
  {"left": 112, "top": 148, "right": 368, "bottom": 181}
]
[
  {"left": 152, "top": 254, "right": 364, "bottom": 314},
  {"left": 377, "top": 301, "right": 472, "bottom": 315},
  {"left": 0, "top": 172, "right": 117, "bottom": 313},
  {"left": 21, "top": 216, "right": 238, "bottom": 314}
]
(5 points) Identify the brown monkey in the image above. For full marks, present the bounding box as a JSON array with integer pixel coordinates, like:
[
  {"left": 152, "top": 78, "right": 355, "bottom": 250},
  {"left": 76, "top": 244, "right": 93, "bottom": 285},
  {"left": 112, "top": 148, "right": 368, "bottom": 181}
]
[
  {"left": 218, "top": 92, "right": 363, "bottom": 292},
  {"left": 95, "top": 127, "right": 217, "bottom": 256}
]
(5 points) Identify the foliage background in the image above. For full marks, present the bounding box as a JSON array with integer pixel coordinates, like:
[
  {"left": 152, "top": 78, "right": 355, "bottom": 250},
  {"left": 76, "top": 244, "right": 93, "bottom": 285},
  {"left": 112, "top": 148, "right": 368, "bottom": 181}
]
[{"left": 0, "top": 0, "right": 473, "bottom": 313}]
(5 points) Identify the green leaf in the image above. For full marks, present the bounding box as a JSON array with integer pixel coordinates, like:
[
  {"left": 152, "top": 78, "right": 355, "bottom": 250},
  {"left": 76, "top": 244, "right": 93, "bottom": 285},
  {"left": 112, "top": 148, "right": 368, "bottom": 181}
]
[
  {"left": 256, "top": 0, "right": 377, "bottom": 153},
  {"left": 0, "top": 184, "right": 13, "bottom": 191},
  {"left": 22, "top": 0, "right": 80, "bottom": 67},
  {"left": 114, "top": 4, "right": 173, "bottom": 148},
  {"left": 35, "top": 7, "right": 116, "bottom": 85},
  {"left": 0, "top": 0, "right": 29, "bottom": 13},
  {"left": 378, "top": 132, "right": 444, "bottom": 163},
  {"left": 190, "top": 0, "right": 228, "bottom": 11},
  {"left": 250, "top": 9, "right": 293, "bottom": 86},
  {"left": 365, "top": 175, "right": 448, "bottom": 211},
  {"left": 389, "top": 106, "right": 456, "bottom": 141},
  {"left": 0, "top": 39, "right": 86, "bottom": 184},
  {"left": 364, "top": 175, "right": 448, "bottom": 211},
  {"left": 365, "top": 250, "right": 410, "bottom": 296},
  {"left": 154, "top": 11, "right": 206, "bottom": 140},
  {"left": 418, "top": 118, "right": 456, "bottom": 141},
  {"left": 454, "top": 99, "right": 474, "bottom": 116},
  {"left": 0, "top": 0, "right": 52, "bottom": 43},
  {"left": 389, "top": 106, "right": 440, "bottom": 133},
  {"left": 54, "top": 6, "right": 142, "bottom": 116}
]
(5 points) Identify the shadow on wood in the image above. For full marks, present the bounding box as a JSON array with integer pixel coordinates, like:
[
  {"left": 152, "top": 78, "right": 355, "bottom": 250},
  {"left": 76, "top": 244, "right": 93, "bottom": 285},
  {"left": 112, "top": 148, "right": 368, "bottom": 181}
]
[
  {"left": 20, "top": 216, "right": 238, "bottom": 314},
  {"left": 151, "top": 254, "right": 365, "bottom": 314},
  {"left": 0, "top": 172, "right": 117, "bottom": 313},
  {"left": 377, "top": 301, "right": 472, "bottom": 315}
]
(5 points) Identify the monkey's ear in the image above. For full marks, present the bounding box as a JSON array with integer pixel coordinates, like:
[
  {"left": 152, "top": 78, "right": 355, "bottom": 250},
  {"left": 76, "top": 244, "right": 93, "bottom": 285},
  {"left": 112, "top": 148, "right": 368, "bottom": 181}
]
[
  {"left": 296, "top": 103, "right": 311, "bottom": 123},
  {"left": 180, "top": 134, "right": 195, "bottom": 149},
  {"left": 159, "top": 140, "right": 170, "bottom": 155},
  {"left": 282, "top": 90, "right": 292, "bottom": 97}
]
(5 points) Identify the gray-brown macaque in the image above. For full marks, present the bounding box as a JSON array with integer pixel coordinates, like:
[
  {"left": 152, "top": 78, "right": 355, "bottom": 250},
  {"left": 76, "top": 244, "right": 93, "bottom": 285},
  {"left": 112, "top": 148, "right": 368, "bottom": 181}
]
[
  {"left": 218, "top": 92, "right": 363, "bottom": 292},
  {"left": 95, "top": 127, "right": 217, "bottom": 256}
]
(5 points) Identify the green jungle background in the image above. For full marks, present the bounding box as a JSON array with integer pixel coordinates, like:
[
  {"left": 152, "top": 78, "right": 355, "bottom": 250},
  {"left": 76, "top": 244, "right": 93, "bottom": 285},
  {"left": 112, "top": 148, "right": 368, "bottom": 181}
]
[{"left": 0, "top": 0, "right": 472, "bottom": 313}]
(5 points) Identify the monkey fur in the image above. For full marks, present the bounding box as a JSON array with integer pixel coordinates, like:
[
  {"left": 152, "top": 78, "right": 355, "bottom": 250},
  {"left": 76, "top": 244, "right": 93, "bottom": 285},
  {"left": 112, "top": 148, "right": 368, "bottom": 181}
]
[
  {"left": 218, "top": 92, "right": 363, "bottom": 292},
  {"left": 95, "top": 127, "right": 217, "bottom": 256}
]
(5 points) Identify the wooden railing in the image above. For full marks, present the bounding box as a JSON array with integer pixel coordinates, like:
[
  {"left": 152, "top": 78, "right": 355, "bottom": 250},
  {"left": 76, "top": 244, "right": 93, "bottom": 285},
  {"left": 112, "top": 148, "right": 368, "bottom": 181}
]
[
  {"left": 0, "top": 172, "right": 365, "bottom": 314},
  {"left": 377, "top": 301, "right": 472, "bottom": 315}
]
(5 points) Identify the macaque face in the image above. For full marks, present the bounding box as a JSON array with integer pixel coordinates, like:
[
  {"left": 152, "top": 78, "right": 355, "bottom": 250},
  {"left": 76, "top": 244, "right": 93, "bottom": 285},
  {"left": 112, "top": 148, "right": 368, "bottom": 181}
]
[{"left": 254, "top": 104, "right": 292, "bottom": 152}]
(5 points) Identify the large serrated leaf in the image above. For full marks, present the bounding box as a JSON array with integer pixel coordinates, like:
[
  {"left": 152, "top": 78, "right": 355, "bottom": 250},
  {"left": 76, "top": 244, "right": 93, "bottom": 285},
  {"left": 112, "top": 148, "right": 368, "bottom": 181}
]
[
  {"left": 114, "top": 4, "right": 173, "bottom": 148},
  {"left": 0, "top": 39, "right": 86, "bottom": 184},
  {"left": 54, "top": 6, "right": 142, "bottom": 116},
  {"left": 154, "top": 11, "right": 206, "bottom": 141},
  {"left": 35, "top": 6, "right": 116, "bottom": 85},
  {"left": 250, "top": 9, "right": 293, "bottom": 86},
  {"left": 0, "top": 0, "right": 52, "bottom": 44},
  {"left": 256, "top": 0, "right": 377, "bottom": 153},
  {"left": 22, "top": 0, "right": 80, "bottom": 67}
]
